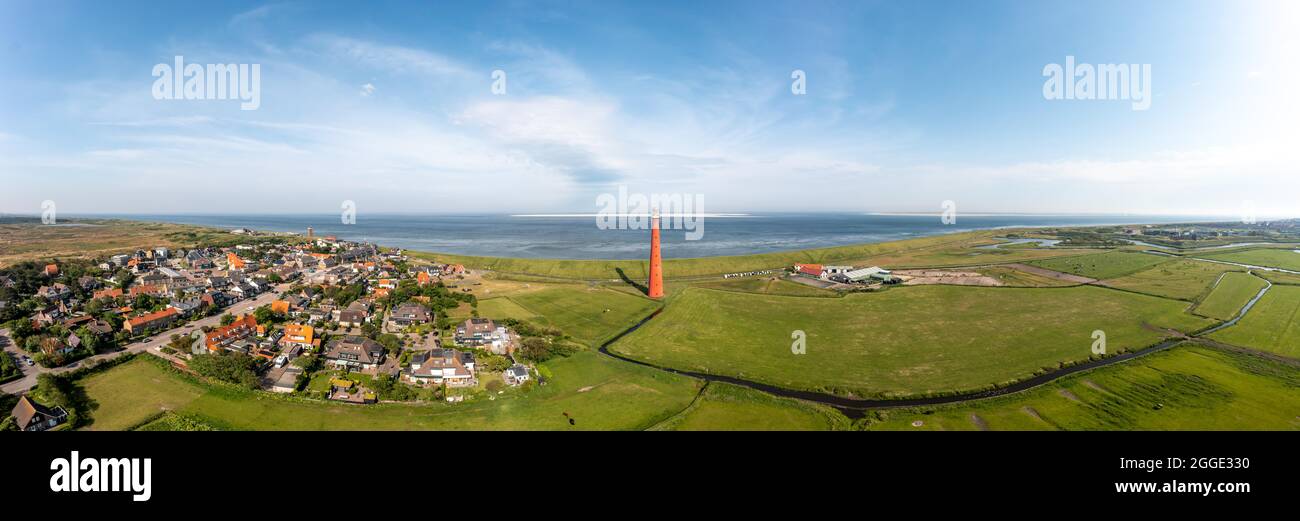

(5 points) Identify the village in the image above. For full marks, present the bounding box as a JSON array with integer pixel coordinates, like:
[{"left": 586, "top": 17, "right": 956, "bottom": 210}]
[{"left": 0, "top": 230, "right": 538, "bottom": 431}]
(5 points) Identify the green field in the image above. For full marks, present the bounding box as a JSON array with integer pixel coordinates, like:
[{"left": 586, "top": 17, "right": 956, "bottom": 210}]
[
  {"left": 612, "top": 285, "right": 1213, "bottom": 398},
  {"left": 1200, "top": 248, "right": 1300, "bottom": 272},
  {"left": 1193, "top": 272, "right": 1269, "bottom": 321},
  {"left": 1101, "top": 259, "right": 1237, "bottom": 300},
  {"left": 1208, "top": 285, "right": 1300, "bottom": 358},
  {"left": 1026, "top": 251, "right": 1170, "bottom": 280},
  {"left": 80, "top": 359, "right": 207, "bottom": 431},
  {"left": 865, "top": 345, "right": 1300, "bottom": 430},
  {"left": 692, "top": 277, "right": 841, "bottom": 297},
  {"left": 653, "top": 382, "right": 849, "bottom": 431},
  {"left": 78, "top": 352, "right": 700, "bottom": 431},
  {"left": 494, "top": 285, "right": 661, "bottom": 347},
  {"left": 475, "top": 297, "right": 541, "bottom": 322}
]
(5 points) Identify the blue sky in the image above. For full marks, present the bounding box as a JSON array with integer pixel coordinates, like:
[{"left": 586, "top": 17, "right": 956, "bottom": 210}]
[{"left": 0, "top": 0, "right": 1296, "bottom": 216}]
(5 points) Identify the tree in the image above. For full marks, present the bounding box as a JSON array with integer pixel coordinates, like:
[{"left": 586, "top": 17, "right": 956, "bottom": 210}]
[
  {"left": 188, "top": 352, "right": 261, "bottom": 389},
  {"left": 219, "top": 313, "right": 235, "bottom": 326}
]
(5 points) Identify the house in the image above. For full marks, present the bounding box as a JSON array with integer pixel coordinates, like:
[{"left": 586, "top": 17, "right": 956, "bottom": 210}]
[
  {"left": 270, "top": 366, "right": 302, "bottom": 393},
  {"left": 271, "top": 300, "right": 290, "bottom": 314},
  {"left": 336, "top": 301, "right": 372, "bottom": 328},
  {"left": 37, "top": 283, "right": 72, "bottom": 301},
  {"left": 86, "top": 319, "right": 114, "bottom": 336},
  {"left": 406, "top": 349, "right": 476, "bottom": 387},
  {"left": 76, "top": 276, "right": 100, "bottom": 291},
  {"left": 11, "top": 395, "right": 68, "bottom": 431},
  {"left": 128, "top": 284, "right": 167, "bottom": 298},
  {"left": 169, "top": 297, "right": 203, "bottom": 316},
  {"left": 322, "top": 336, "right": 386, "bottom": 371},
  {"left": 387, "top": 302, "right": 432, "bottom": 329},
  {"left": 44, "top": 264, "right": 59, "bottom": 277},
  {"left": 416, "top": 271, "right": 433, "bottom": 286},
  {"left": 39, "top": 337, "right": 75, "bottom": 357},
  {"left": 280, "top": 324, "right": 320, "bottom": 350},
  {"left": 504, "top": 364, "right": 531, "bottom": 386},
  {"left": 227, "top": 252, "right": 248, "bottom": 271},
  {"left": 794, "top": 263, "right": 824, "bottom": 277},
  {"left": 93, "top": 287, "right": 124, "bottom": 300},
  {"left": 455, "top": 318, "right": 498, "bottom": 346},
  {"left": 123, "top": 307, "right": 180, "bottom": 334},
  {"left": 204, "top": 314, "right": 259, "bottom": 353}
]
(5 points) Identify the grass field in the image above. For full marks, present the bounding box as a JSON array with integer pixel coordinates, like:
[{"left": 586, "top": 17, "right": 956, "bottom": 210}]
[
  {"left": 78, "top": 352, "right": 700, "bottom": 431},
  {"left": 499, "top": 285, "right": 661, "bottom": 347},
  {"left": 691, "top": 277, "right": 841, "bottom": 297},
  {"left": 1257, "top": 270, "right": 1300, "bottom": 286},
  {"left": 1200, "top": 248, "right": 1300, "bottom": 272},
  {"left": 80, "top": 359, "right": 206, "bottom": 431},
  {"left": 475, "top": 297, "right": 540, "bottom": 322},
  {"left": 1193, "top": 272, "right": 1269, "bottom": 321},
  {"left": 1208, "top": 285, "right": 1300, "bottom": 358},
  {"left": 1026, "top": 251, "right": 1170, "bottom": 280},
  {"left": 865, "top": 345, "right": 1300, "bottom": 430},
  {"left": 612, "top": 285, "right": 1213, "bottom": 398},
  {"left": 653, "top": 382, "right": 849, "bottom": 431},
  {"left": 1101, "top": 259, "right": 1237, "bottom": 301}
]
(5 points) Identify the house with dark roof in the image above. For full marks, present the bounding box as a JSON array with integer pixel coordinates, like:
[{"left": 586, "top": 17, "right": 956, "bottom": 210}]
[
  {"left": 11, "top": 395, "right": 68, "bottom": 431},
  {"left": 504, "top": 364, "right": 531, "bottom": 386},
  {"left": 387, "top": 302, "right": 433, "bottom": 329},
  {"left": 322, "top": 336, "right": 385, "bottom": 371}
]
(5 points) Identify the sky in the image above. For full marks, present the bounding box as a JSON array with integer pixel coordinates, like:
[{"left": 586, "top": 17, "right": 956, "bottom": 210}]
[{"left": 0, "top": 0, "right": 1297, "bottom": 217}]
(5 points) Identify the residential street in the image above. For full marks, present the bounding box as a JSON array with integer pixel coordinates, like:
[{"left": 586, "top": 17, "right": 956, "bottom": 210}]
[{"left": 0, "top": 284, "right": 288, "bottom": 395}]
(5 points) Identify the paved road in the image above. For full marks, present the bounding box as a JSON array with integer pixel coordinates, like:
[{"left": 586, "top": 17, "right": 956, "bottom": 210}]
[{"left": 0, "top": 284, "right": 289, "bottom": 395}]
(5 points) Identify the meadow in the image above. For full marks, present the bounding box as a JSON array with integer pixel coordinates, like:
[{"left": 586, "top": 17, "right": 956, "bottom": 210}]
[
  {"left": 1199, "top": 248, "right": 1300, "bottom": 272},
  {"left": 1208, "top": 285, "right": 1300, "bottom": 358},
  {"left": 1025, "top": 251, "right": 1170, "bottom": 280},
  {"left": 1100, "top": 259, "right": 1237, "bottom": 301},
  {"left": 611, "top": 285, "right": 1213, "bottom": 398},
  {"left": 652, "top": 382, "right": 849, "bottom": 431},
  {"left": 864, "top": 345, "right": 1300, "bottom": 431},
  {"left": 485, "top": 285, "right": 661, "bottom": 347},
  {"left": 78, "top": 352, "right": 701, "bottom": 431},
  {"left": 1192, "top": 272, "right": 1269, "bottom": 321}
]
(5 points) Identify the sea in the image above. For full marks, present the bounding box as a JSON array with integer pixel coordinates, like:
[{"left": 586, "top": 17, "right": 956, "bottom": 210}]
[{"left": 78, "top": 213, "right": 1225, "bottom": 260}]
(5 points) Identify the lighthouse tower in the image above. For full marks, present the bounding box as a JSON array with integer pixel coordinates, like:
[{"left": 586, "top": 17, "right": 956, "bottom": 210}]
[{"left": 648, "top": 208, "right": 664, "bottom": 299}]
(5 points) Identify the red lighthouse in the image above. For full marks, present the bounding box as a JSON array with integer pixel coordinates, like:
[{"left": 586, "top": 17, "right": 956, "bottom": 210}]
[{"left": 648, "top": 208, "right": 664, "bottom": 299}]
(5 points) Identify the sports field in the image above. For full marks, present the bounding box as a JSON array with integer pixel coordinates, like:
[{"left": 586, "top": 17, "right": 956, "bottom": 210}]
[
  {"left": 1026, "top": 251, "right": 1170, "bottom": 280},
  {"left": 78, "top": 352, "right": 700, "bottom": 431},
  {"left": 1208, "top": 285, "right": 1300, "bottom": 358},
  {"left": 612, "top": 285, "right": 1213, "bottom": 398},
  {"left": 865, "top": 345, "right": 1300, "bottom": 430},
  {"left": 1193, "top": 272, "right": 1269, "bottom": 321}
]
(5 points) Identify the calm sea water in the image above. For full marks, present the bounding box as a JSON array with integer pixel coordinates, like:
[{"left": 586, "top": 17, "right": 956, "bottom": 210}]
[{"left": 84, "top": 213, "right": 1220, "bottom": 260}]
